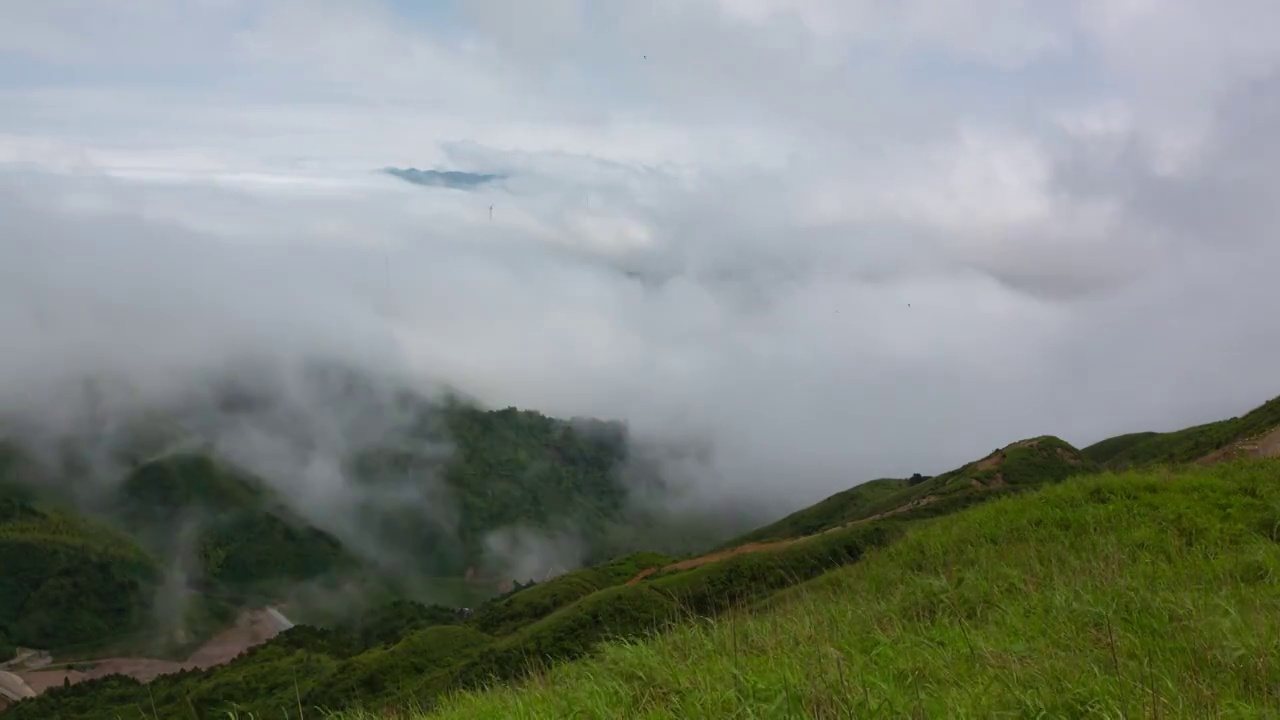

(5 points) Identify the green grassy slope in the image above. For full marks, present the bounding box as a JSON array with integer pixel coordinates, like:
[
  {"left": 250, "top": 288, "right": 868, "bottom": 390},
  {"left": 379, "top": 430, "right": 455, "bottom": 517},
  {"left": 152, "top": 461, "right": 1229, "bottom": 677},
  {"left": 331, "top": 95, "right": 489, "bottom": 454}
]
[
  {"left": 1079, "top": 431, "right": 1160, "bottom": 465},
  {"left": 467, "top": 552, "right": 673, "bottom": 637},
  {"left": 410, "top": 458, "right": 1280, "bottom": 719},
  {"left": 5, "top": 526, "right": 893, "bottom": 718},
  {"left": 723, "top": 435, "right": 1090, "bottom": 548},
  {"left": 1088, "top": 394, "right": 1280, "bottom": 470},
  {"left": 725, "top": 477, "right": 907, "bottom": 546}
]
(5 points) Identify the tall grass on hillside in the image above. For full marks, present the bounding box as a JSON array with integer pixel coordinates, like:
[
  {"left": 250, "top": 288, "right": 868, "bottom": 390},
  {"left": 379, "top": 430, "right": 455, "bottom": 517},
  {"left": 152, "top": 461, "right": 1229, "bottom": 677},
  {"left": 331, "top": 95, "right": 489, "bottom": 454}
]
[
  {"left": 1091, "top": 394, "right": 1280, "bottom": 469},
  {"left": 352, "top": 459, "right": 1280, "bottom": 719}
]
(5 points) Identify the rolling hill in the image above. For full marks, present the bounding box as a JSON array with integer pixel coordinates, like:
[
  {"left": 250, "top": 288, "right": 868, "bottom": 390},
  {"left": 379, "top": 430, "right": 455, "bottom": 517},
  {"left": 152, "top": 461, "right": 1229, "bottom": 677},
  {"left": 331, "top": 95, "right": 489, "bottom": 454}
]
[
  {"left": 0, "top": 385, "right": 746, "bottom": 694},
  {"left": 1082, "top": 394, "right": 1280, "bottom": 469},
  {"left": 115, "top": 453, "right": 354, "bottom": 592},
  {"left": 418, "top": 458, "right": 1280, "bottom": 718},
  {"left": 725, "top": 434, "right": 1090, "bottom": 547},
  {"left": 6, "top": 392, "right": 1280, "bottom": 717},
  {"left": 0, "top": 472, "right": 159, "bottom": 654}
]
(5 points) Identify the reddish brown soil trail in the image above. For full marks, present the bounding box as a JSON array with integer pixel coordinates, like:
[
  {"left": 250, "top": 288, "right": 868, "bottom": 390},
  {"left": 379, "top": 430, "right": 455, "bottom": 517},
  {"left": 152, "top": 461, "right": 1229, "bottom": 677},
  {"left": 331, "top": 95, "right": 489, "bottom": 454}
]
[
  {"left": 627, "top": 429, "right": 1280, "bottom": 589},
  {"left": 623, "top": 439, "right": 1062, "bottom": 587},
  {"left": 625, "top": 537, "right": 808, "bottom": 586},
  {"left": 12, "top": 608, "right": 291, "bottom": 699}
]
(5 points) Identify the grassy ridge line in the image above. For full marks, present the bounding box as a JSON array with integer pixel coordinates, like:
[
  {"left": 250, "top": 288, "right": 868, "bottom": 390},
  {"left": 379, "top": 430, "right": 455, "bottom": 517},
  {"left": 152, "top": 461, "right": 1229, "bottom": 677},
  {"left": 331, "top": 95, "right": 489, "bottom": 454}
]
[
  {"left": 2, "top": 525, "right": 893, "bottom": 717},
  {"left": 735, "top": 392, "right": 1280, "bottom": 552},
  {"left": 723, "top": 477, "right": 908, "bottom": 547},
  {"left": 1089, "top": 394, "right": 1280, "bottom": 469},
  {"left": 721, "top": 435, "right": 1088, "bottom": 550},
  {"left": 320, "top": 522, "right": 897, "bottom": 713},
  {"left": 393, "top": 459, "right": 1280, "bottom": 719},
  {"left": 298, "top": 438, "right": 1090, "bottom": 714},
  {"left": 466, "top": 552, "right": 674, "bottom": 638},
  {"left": 1079, "top": 431, "right": 1160, "bottom": 465}
]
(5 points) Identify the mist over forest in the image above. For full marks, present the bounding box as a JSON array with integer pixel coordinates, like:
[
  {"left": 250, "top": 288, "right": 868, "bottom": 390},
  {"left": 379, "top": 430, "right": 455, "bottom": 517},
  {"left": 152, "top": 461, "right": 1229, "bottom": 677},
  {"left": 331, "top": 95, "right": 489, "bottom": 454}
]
[{"left": 5, "top": 1, "right": 1280, "bottom": 716}]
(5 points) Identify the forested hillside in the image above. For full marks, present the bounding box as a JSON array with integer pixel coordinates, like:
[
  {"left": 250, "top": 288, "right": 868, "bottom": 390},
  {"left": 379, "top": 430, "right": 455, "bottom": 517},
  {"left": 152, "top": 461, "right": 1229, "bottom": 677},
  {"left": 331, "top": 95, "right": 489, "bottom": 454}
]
[
  {"left": 0, "top": 390, "right": 719, "bottom": 671},
  {"left": 0, "top": 466, "right": 158, "bottom": 653}
]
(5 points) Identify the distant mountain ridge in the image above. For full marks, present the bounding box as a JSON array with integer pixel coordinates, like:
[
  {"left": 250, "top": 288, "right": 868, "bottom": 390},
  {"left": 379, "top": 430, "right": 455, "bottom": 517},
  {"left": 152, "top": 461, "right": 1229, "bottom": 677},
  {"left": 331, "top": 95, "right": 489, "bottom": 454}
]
[{"left": 383, "top": 167, "right": 505, "bottom": 190}]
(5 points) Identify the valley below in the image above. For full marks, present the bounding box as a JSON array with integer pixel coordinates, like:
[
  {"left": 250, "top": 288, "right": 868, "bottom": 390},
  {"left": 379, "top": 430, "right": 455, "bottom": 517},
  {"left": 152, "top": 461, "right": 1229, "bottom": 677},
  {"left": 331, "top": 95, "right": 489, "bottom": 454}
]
[
  {"left": 0, "top": 606, "right": 293, "bottom": 702},
  {"left": 4, "top": 386, "right": 1280, "bottom": 717}
]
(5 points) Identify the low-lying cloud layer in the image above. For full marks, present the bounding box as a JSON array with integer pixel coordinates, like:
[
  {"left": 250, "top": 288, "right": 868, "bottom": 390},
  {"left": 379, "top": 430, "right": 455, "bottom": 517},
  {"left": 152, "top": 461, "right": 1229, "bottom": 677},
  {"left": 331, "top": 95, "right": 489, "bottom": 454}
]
[{"left": 4, "top": 0, "right": 1280, "bottom": 517}]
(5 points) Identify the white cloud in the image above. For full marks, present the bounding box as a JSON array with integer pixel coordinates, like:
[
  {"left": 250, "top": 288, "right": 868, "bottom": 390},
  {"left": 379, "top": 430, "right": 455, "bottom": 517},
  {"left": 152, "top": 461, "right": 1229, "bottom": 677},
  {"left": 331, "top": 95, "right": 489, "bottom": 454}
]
[
  {"left": 0, "top": 0, "right": 250, "bottom": 64},
  {"left": 2, "top": 0, "right": 1280, "bottom": 515}
]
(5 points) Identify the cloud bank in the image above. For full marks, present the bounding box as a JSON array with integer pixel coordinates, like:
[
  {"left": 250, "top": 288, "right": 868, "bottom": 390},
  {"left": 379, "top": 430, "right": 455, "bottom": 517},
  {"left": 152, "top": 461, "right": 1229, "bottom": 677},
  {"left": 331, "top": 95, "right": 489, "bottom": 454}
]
[{"left": 3, "top": 0, "right": 1280, "bottom": 516}]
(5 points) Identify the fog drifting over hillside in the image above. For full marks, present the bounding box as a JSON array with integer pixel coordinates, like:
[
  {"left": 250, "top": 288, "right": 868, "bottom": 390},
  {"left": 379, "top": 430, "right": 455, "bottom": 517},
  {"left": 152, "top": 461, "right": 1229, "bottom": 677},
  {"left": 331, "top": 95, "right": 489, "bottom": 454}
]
[{"left": 4, "top": 0, "right": 1280, "bottom": 515}]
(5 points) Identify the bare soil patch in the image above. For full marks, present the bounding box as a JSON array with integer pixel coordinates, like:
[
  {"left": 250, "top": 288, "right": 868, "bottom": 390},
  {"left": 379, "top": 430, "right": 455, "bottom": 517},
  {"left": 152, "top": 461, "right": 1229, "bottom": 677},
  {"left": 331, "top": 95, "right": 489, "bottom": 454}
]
[
  {"left": 974, "top": 452, "right": 1004, "bottom": 472},
  {"left": 14, "top": 608, "right": 290, "bottom": 698},
  {"left": 1055, "top": 447, "right": 1083, "bottom": 465},
  {"left": 1196, "top": 425, "right": 1280, "bottom": 466},
  {"left": 14, "top": 669, "right": 86, "bottom": 695}
]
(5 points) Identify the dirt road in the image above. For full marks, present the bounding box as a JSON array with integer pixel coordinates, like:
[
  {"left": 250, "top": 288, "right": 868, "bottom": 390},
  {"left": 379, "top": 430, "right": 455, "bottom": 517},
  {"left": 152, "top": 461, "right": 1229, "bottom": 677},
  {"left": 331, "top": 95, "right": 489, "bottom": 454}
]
[{"left": 15, "top": 607, "right": 293, "bottom": 698}]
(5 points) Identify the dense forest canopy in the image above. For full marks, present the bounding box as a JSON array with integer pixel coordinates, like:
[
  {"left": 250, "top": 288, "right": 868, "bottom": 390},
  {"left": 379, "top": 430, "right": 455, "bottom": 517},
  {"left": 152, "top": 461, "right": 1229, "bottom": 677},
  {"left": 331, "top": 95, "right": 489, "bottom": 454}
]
[{"left": 0, "top": 373, "right": 718, "bottom": 659}]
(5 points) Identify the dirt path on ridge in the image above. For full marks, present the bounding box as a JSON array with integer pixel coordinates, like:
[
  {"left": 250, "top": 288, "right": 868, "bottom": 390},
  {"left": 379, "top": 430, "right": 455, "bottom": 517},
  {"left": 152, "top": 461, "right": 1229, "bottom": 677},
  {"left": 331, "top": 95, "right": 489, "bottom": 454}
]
[{"left": 625, "top": 495, "right": 940, "bottom": 585}]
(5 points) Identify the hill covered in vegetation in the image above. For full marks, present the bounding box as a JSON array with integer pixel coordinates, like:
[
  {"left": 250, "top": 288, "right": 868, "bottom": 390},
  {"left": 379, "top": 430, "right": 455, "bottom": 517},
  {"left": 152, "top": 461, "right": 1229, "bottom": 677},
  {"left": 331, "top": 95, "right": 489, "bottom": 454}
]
[
  {"left": 0, "top": 374, "right": 747, "bottom": 670},
  {"left": 415, "top": 458, "right": 1280, "bottom": 718},
  {"left": 1081, "top": 394, "right": 1280, "bottom": 469},
  {"left": 725, "top": 434, "right": 1089, "bottom": 547},
  {"left": 7, "top": 392, "right": 1280, "bottom": 717},
  {"left": 0, "top": 486, "right": 158, "bottom": 655}
]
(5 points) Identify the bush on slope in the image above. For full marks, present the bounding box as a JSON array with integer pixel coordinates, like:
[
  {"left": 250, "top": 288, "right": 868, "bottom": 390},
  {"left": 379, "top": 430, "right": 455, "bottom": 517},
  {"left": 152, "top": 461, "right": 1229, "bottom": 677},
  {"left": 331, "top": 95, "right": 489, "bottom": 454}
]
[{"left": 414, "top": 459, "right": 1280, "bottom": 719}]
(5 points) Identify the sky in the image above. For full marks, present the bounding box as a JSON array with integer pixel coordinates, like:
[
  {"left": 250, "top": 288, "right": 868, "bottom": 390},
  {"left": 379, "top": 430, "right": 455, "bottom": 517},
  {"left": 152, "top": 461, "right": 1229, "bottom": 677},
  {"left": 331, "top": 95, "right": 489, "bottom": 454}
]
[{"left": 3, "top": 0, "right": 1280, "bottom": 512}]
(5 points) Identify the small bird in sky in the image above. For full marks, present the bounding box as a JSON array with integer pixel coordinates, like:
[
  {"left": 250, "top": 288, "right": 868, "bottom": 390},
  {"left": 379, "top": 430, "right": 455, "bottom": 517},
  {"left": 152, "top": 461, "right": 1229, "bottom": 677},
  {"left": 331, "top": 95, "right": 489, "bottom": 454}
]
[{"left": 489, "top": 204, "right": 494, "bottom": 220}]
